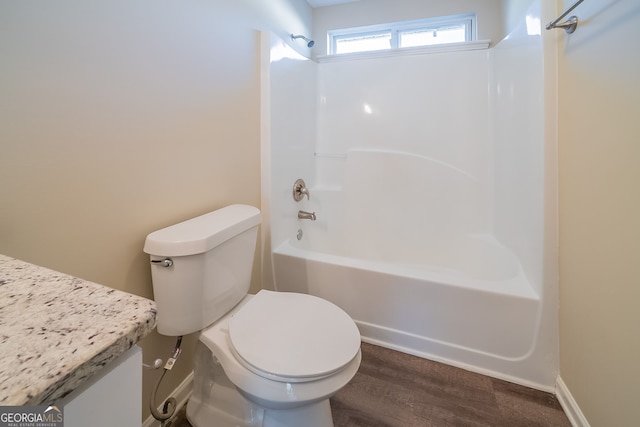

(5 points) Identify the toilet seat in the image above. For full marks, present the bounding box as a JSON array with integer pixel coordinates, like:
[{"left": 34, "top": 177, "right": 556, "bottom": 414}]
[{"left": 228, "top": 290, "right": 361, "bottom": 383}]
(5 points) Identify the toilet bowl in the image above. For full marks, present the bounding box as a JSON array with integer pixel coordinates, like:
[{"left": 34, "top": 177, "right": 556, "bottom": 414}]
[
  {"left": 189, "top": 291, "right": 361, "bottom": 427},
  {"left": 143, "top": 205, "right": 361, "bottom": 427}
]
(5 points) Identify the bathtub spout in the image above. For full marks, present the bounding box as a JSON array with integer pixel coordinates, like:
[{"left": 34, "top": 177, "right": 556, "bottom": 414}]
[{"left": 298, "top": 210, "right": 316, "bottom": 221}]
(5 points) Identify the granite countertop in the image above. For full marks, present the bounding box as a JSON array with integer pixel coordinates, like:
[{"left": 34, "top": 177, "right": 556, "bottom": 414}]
[{"left": 0, "top": 254, "right": 157, "bottom": 406}]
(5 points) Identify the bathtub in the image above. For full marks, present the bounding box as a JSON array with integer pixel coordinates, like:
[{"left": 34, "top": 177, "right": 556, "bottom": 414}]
[
  {"left": 272, "top": 151, "right": 543, "bottom": 386},
  {"left": 273, "top": 228, "right": 541, "bottom": 384}
]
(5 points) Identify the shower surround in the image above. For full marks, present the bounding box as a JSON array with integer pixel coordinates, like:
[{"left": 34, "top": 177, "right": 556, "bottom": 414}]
[{"left": 265, "top": 1, "right": 557, "bottom": 391}]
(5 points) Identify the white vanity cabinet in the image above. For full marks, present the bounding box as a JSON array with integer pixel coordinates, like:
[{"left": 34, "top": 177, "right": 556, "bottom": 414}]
[{"left": 61, "top": 346, "right": 142, "bottom": 427}]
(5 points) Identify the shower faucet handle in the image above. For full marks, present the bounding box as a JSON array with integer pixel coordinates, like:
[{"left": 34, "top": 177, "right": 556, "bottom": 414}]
[{"left": 293, "top": 179, "right": 310, "bottom": 201}]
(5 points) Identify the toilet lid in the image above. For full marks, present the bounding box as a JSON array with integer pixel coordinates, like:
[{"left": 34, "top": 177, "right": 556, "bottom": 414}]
[{"left": 228, "top": 290, "right": 361, "bottom": 382}]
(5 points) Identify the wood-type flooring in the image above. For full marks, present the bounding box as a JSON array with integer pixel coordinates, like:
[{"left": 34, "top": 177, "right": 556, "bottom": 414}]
[{"left": 169, "top": 342, "right": 571, "bottom": 426}]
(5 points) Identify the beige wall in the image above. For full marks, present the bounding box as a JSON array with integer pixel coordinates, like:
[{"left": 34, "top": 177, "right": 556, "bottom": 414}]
[
  {"left": 312, "top": 0, "right": 504, "bottom": 56},
  {"left": 0, "top": 0, "right": 310, "bottom": 422},
  {"left": 557, "top": 0, "right": 640, "bottom": 425}
]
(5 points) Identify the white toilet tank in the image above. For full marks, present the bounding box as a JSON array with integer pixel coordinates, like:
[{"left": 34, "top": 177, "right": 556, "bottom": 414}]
[{"left": 143, "top": 205, "right": 261, "bottom": 336}]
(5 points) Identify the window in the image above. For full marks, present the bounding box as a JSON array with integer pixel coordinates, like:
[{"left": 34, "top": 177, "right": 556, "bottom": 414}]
[{"left": 328, "top": 14, "right": 476, "bottom": 55}]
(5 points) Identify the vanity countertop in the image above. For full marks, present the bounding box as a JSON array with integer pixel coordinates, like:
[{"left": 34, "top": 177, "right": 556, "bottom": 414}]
[{"left": 0, "top": 254, "right": 157, "bottom": 405}]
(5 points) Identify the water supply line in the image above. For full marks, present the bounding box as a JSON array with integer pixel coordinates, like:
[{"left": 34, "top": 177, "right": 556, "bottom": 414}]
[{"left": 149, "top": 336, "right": 183, "bottom": 426}]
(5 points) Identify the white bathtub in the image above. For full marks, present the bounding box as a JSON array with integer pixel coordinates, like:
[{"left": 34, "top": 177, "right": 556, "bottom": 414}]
[
  {"left": 272, "top": 150, "right": 546, "bottom": 386},
  {"left": 273, "top": 230, "right": 542, "bottom": 383}
]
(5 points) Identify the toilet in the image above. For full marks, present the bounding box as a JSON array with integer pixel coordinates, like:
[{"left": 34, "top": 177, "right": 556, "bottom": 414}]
[{"left": 143, "top": 204, "right": 361, "bottom": 427}]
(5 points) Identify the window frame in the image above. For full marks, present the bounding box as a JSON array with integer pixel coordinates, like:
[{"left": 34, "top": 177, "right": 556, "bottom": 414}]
[{"left": 328, "top": 14, "right": 477, "bottom": 56}]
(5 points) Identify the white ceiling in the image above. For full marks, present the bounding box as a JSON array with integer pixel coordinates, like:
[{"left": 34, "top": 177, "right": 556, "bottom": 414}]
[{"left": 306, "top": 0, "right": 359, "bottom": 8}]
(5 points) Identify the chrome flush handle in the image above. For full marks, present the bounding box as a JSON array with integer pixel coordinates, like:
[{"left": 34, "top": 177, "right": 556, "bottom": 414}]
[{"left": 150, "top": 258, "right": 173, "bottom": 268}]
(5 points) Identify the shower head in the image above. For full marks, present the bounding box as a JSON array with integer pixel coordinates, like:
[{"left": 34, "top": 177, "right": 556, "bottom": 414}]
[{"left": 291, "top": 34, "right": 315, "bottom": 48}]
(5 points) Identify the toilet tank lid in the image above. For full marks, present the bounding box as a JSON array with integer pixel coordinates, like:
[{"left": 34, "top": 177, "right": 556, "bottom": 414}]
[{"left": 143, "top": 204, "right": 261, "bottom": 257}]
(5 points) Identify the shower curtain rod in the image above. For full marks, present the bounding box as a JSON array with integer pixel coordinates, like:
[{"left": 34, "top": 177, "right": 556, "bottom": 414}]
[{"left": 546, "top": 0, "right": 585, "bottom": 34}]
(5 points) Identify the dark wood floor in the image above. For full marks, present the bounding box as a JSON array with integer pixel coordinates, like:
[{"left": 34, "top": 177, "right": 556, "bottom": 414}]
[{"left": 170, "top": 342, "right": 571, "bottom": 426}]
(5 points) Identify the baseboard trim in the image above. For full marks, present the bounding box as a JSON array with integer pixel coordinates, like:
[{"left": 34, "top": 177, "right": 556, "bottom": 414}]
[
  {"left": 556, "top": 376, "right": 590, "bottom": 427},
  {"left": 143, "top": 371, "right": 193, "bottom": 427}
]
